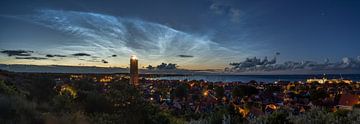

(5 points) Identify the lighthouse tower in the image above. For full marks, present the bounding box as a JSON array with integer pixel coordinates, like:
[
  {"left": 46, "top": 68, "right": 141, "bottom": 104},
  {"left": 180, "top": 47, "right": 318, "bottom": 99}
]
[{"left": 130, "top": 55, "right": 139, "bottom": 86}]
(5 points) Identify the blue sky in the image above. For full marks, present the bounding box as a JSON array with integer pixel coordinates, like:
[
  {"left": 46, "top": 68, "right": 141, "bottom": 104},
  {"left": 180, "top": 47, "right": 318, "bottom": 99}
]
[{"left": 0, "top": 0, "right": 360, "bottom": 72}]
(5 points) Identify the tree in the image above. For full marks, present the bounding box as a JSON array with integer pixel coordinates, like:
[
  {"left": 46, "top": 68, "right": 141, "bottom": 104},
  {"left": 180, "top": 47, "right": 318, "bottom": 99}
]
[
  {"left": 248, "top": 80, "right": 258, "bottom": 84},
  {"left": 73, "top": 80, "right": 96, "bottom": 92},
  {"left": 264, "top": 85, "right": 281, "bottom": 94},
  {"left": 232, "top": 85, "right": 258, "bottom": 98},
  {"left": 27, "top": 77, "right": 56, "bottom": 102},
  {"left": 207, "top": 83, "right": 214, "bottom": 90},
  {"left": 0, "top": 80, "right": 17, "bottom": 95},
  {"left": 82, "top": 92, "right": 111, "bottom": 113},
  {"left": 173, "top": 84, "right": 188, "bottom": 99},
  {"left": 214, "top": 86, "right": 225, "bottom": 99},
  {"left": 310, "top": 89, "right": 328, "bottom": 104},
  {"left": 52, "top": 94, "right": 74, "bottom": 112}
]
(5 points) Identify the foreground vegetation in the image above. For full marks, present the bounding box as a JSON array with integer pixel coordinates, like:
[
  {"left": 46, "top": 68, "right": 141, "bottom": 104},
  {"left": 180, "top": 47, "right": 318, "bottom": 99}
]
[
  {"left": 0, "top": 75, "right": 173, "bottom": 124},
  {"left": 1, "top": 74, "right": 360, "bottom": 124}
]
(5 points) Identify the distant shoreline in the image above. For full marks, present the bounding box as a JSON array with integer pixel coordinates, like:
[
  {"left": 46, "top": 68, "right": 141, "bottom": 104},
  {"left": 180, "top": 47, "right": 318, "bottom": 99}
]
[{"left": 1, "top": 64, "right": 360, "bottom": 75}]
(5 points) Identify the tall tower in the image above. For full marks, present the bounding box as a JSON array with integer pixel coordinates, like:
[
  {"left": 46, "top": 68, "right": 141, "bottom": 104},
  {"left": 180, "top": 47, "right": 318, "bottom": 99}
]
[{"left": 130, "top": 55, "right": 139, "bottom": 86}]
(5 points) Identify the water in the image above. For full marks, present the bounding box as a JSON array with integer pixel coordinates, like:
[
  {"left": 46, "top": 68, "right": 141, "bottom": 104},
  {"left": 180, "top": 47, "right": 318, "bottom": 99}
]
[{"left": 153, "top": 74, "right": 360, "bottom": 83}]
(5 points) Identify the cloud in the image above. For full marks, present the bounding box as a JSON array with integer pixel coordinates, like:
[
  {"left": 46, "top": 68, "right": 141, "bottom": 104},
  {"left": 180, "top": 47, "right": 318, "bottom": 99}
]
[
  {"left": 209, "top": 1, "right": 228, "bottom": 15},
  {"left": 72, "top": 53, "right": 91, "bottom": 57},
  {"left": 8, "top": 9, "right": 241, "bottom": 68},
  {"left": 101, "top": 59, "right": 108, "bottom": 64},
  {"left": 76, "top": 57, "right": 108, "bottom": 64},
  {"left": 275, "top": 52, "right": 281, "bottom": 56},
  {"left": 146, "top": 63, "right": 178, "bottom": 70},
  {"left": 229, "top": 56, "right": 276, "bottom": 69},
  {"left": 0, "top": 50, "right": 33, "bottom": 56},
  {"left": 112, "top": 55, "right": 117, "bottom": 57},
  {"left": 178, "top": 55, "right": 194, "bottom": 58},
  {"left": 46, "top": 54, "right": 67, "bottom": 57},
  {"left": 209, "top": 0, "right": 243, "bottom": 23},
  {"left": 227, "top": 56, "right": 360, "bottom": 72},
  {"left": 229, "top": 8, "right": 242, "bottom": 23},
  {"left": 15, "top": 57, "right": 48, "bottom": 60}
]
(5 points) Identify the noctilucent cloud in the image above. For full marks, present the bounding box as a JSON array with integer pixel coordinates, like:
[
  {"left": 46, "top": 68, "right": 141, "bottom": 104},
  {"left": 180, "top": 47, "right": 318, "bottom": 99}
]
[{"left": 0, "top": 0, "right": 360, "bottom": 71}]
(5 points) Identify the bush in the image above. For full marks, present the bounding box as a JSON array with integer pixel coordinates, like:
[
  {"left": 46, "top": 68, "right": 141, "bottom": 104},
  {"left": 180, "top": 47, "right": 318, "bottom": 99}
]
[
  {"left": 252, "top": 107, "right": 360, "bottom": 124},
  {"left": 27, "top": 77, "right": 57, "bottom": 102},
  {"left": 0, "top": 95, "right": 40, "bottom": 124},
  {"left": 0, "top": 80, "right": 17, "bottom": 95},
  {"left": 287, "top": 107, "right": 330, "bottom": 124},
  {"left": 250, "top": 108, "right": 289, "bottom": 124},
  {"left": 43, "top": 111, "right": 90, "bottom": 124}
]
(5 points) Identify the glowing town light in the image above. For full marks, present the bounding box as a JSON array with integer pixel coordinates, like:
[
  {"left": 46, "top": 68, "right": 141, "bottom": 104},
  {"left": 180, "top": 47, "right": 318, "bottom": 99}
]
[
  {"left": 130, "top": 55, "right": 139, "bottom": 86},
  {"left": 60, "top": 84, "right": 77, "bottom": 98},
  {"left": 203, "top": 90, "right": 209, "bottom": 96},
  {"left": 131, "top": 55, "right": 137, "bottom": 60}
]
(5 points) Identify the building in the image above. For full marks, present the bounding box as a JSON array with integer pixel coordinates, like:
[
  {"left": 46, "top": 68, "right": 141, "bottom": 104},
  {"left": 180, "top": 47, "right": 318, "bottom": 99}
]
[
  {"left": 306, "top": 77, "right": 352, "bottom": 84},
  {"left": 130, "top": 55, "right": 139, "bottom": 86},
  {"left": 337, "top": 93, "right": 359, "bottom": 110}
]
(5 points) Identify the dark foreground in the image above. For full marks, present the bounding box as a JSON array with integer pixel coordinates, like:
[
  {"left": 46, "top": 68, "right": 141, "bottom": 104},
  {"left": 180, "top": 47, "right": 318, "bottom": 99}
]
[{"left": 1, "top": 70, "right": 360, "bottom": 124}]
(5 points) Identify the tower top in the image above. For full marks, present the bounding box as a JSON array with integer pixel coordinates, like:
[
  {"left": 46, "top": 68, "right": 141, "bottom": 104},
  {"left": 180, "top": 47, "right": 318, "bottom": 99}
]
[{"left": 131, "top": 55, "right": 137, "bottom": 60}]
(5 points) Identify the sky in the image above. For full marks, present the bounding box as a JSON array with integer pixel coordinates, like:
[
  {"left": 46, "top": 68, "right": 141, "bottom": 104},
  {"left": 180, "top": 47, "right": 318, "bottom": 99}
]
[{"left": 0, "top": 0, "right": 360, "bottom": 73}]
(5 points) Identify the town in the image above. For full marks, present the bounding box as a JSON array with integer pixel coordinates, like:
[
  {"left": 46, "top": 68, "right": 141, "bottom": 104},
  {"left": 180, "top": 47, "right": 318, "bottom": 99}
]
[{"left": 1, "top": 67, "right": 360, "bottom": 123}]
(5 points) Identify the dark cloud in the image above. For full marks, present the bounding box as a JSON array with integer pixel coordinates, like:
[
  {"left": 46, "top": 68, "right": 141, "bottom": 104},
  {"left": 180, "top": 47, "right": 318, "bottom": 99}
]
[
  {"left": 229, "top": 56, "right": 276, "bottom": 69},
  {"left": 72, "top": 53, "right": 91, "bottom": 57},
  {"left": 46, "top": 54, "right": 67, "bottom": 57},
  {"left": 77, "top": 58, "right": 108, "bottom": 64},
  {"left": 146, "top": 63, "right": 178, "bottom": 70},
  {"left": 102, "top": 59, "right": 108, "bottom": 64},
  {"left": 15, "top": 57, "right": 48, "bottom": 60},
  {"left": 178, "top": 55, "right": 194, "bottom": 58},
  {"left": 146, "top": 65, "right": 155, "bottom": 70},
  {"left": 227, "top": 56, "right": 360, "bottom": 72},
  {"left": 45, "top": 55, "right": 54, "bottom": 57},
  {"left": 112, "top": 55, "right": 117, "bottom": 57},
  {"left": 0, "top": 50, "right": 33, "bottom": 56}
]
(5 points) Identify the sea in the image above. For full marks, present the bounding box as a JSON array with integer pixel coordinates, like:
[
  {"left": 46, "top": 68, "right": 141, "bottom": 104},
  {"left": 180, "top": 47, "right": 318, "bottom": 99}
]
[{"left": 153, "top": 74, "right": 360, "bottom": 83}]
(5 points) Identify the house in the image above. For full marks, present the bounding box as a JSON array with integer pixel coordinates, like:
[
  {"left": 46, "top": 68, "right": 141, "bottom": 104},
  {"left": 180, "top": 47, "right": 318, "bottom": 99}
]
[{"left": 337, "top": 93, "right": 359, "bottom": 110}]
